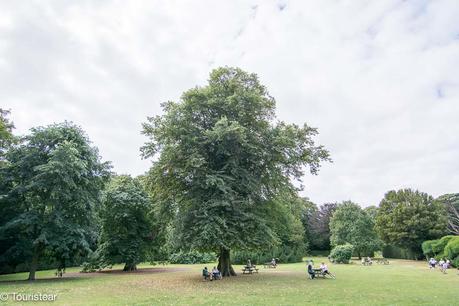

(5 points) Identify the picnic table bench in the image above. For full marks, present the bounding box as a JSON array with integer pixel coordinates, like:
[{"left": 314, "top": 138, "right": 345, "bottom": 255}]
[
  {"left": 310, "top": 268, "right": 335, "bottom": 279},
  {"left": 375, "top": 258, "right": 389, "bottom": 265},
  {"left": 263, "top": 262, "right": 277, "bottom": 268},
  {"left": 242, "top": 265, "right": 259, "bottom": 274}
]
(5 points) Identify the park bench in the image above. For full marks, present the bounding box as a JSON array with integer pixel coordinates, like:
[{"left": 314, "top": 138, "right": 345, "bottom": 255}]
[
  {"left": 263, "top": 262, "right": 277, "bottom": 268},
  {"left": 376, "top": 258, "right": 389, "bottom": 265},
  {"left": 310, "top": 268, "right": 335, "bottom": 279},
  {"left": 242, "top": 266, "right": 259, "bottom": 274}
]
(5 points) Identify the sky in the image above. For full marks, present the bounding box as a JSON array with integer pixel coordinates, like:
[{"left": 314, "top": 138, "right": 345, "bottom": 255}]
[{"left": 1, "top": 0, "right": 458, "bottom": 207}]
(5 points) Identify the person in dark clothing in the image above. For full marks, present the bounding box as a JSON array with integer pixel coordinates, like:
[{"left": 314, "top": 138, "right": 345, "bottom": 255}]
[{"left": 307, "top": 261, "right": 315, "bottom": 279}]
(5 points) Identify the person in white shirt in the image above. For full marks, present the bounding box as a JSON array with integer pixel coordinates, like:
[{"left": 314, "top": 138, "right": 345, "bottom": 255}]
[
  {"left": 212, "top": 266, "right": 221, "bottom": 280},
  {"left": 429, "top": 258, "right": 436, "bottom": 269}
]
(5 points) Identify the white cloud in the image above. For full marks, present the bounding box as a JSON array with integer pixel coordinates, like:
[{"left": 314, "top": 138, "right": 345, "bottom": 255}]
[{"left": 1, "top": 0, "right": 458, "bottom": 206}]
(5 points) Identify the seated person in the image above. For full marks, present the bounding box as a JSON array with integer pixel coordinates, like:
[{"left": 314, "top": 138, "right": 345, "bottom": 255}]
[
  {"left": 307, "top": 261, "right": 315, "bottom": 279},
  {"left": 271, "top": 258, "right": 276, "bottom": 267},
  {"left": 246, "top": 259, "right": 252, "bottom": 268},
  {"left": 367, "top": 257, "right": 372, "bottom": 265},
  {"left": 212, "top": 266, "right": 221, "bottom": 280},
  {"left": 320, "top": 262, "right": 330, "bottom": 275},
  {"left": 202, "top": 267, "right": 210, "bottom": 280}
]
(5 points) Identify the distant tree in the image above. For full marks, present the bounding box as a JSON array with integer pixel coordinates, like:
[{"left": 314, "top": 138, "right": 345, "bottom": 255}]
[
  {"left": 375, "top": 189, "right": 447, "bottom": 256},
  {"left": 436, "top": 193, "right": 459, "bottom": 235},
  {"left": 308, "top": 203, "right": 338, "bottom": 250},
  {"left": 299, "top": 198, "right": 318, "bottom": 250},
  {"left": 0, "top": 122, "right": 111, "bottom": 280},
  {"left": 142, "top": 67, "right": 330, "bottom": 276},
  {"left": 0, "top": 109, "right": 17, "bottom": 162},
  {"left": 97, "top": 175, "right": 156, "bottom": 271},
  {"left": 330, "top": 201, "right": 381, "bottom": 258}
]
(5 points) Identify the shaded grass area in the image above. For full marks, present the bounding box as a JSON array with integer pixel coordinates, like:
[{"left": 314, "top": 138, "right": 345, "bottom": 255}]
[{"left": 0, "top": 258, "right": 458, "bottom": 305}]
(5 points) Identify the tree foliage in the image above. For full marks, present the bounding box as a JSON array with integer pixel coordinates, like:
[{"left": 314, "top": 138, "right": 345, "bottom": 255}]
[
  {"left": 141, "top": 67, "right": 330, "bottom": 276},
  {"left": 330, "top": 201, "right": 381, "bottom": 258},
  {"left": 375, "top": 189, "right": 447, "bottom": 256},
  {"left": 307, "top": 203, "right": 338, "bottom": 250},
  {"left": 0, "top": 109, "right": 17, "bottom": 163},
  {"left": 96, "top": 175, "right": 156, "bottom": 271},
  {"left": 0, "top": 122, "right": 111, "bottom": 280},
  {"left": 436, "top": 193, "right": 459, "bottom": 235}
]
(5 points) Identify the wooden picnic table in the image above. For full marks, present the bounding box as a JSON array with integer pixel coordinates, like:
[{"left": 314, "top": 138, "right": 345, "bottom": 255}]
[{"left": 242, "top": 265, "right": 259, "bottom": 274}]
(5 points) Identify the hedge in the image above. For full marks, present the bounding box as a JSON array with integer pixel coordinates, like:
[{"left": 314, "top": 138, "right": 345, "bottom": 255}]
[{"left": 330, "top": 244, "right": 354, "bottom": 264}]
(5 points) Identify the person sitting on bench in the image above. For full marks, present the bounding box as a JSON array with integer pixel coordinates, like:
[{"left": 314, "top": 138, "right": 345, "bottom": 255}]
[
  {"left": 320, "top": 262, "right": 330, "bottom": 275},
  {"left": 202, "top": 267, "right": 210, "bottom": 280},
  {"left": 271, "top": 258, "right": 277, "bottom": 267},
  {"left": 212, "top": 266, "right": 221, "bottom": 280},
  {"left": 307, "top": 261, "right": 315, "bottom": 279}
]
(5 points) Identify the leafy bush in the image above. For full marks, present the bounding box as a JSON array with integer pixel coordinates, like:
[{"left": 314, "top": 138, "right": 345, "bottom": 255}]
[
  {"left": 444, "top": 236, "right": 459, "bottom": 265},
  {"left": 421, "top": 240, "right": 436, "bottom": 258},
  {"left": 232, "top": 246, "right": 305, "bottom": 265},
  {"left": 168, "top": 251, "right": 216, "bottom": 264},
  {"left": 382, "top": 245, "right": 422, "bottom": 260},
  {"left": 330, "top": 244, "right": 354, "bottom": 264},
  {"left": 432, "top": 236, "right": 455, "bottom": 258},
  {"left": 422, "top": 236, "right": 459, "bottom": 267}
]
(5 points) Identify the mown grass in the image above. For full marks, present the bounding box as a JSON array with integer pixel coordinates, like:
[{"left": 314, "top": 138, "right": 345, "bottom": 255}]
[{"left": 0, "top": 258, "right": 458, "bottom": 305}]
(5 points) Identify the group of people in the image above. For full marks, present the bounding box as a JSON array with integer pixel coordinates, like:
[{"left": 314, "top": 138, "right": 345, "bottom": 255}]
[
  {"left": 202, "top": 266, "right": 221, "bottom": 280},
  {"left": 307, "top": 260, "right": 333, "bottom": 279},
  {"left": 428, "top": 258, "right": 451, "bottom": 273}
]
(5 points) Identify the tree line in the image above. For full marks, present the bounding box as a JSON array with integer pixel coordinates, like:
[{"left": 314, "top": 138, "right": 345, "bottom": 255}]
[{"left": 1, "top": 67, "right": 457, "bottom": 280}]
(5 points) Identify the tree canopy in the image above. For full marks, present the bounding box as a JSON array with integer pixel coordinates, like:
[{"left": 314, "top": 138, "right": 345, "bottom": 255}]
[
  {"left": 375, "top": 189, "right": 447, "bottom": 256},
  {"left": 0, "top": 109, "right": 16, "bottom": 162},
  {"left": 96, "top": 175, "right": 156, "bottom": 271},
  {"left": 142, "top": 67, "right": 330, "bottom": 276},
  {"left": 436, "top": 193, "right": 459, "bottom": 235},
  {"left": 0, "top": 122, "right": 111, "bottom": 280},
  {"left": 329, "top": 201, "right": 381, "bottom": 258}
]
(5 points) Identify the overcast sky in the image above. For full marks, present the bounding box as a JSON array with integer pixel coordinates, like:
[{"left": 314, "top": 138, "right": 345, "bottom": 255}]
[{"left": 1, "top": 1, "right": 458, "bottom": 207}]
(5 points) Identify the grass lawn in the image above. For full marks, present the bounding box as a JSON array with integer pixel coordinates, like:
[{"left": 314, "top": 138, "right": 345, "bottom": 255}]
[{"left": 0, "top": 258, "right": 458, "bottom": 305}]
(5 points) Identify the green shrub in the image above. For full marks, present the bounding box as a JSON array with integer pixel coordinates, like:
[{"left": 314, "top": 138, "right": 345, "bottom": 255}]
[
  {"left": 444, "top": 236, "right": 459, "bottom": 265},
  {"left": 452, "top": 256, "right": 459, "bottom": 268},
  {"left": 382, "top": 245, "right": 422, "bottom": 260},
  {"left": 232, "top": 246, "right": 305, "bottom": 265},
  {"left": 330, "top": 244, "right": 354, "bottom": 264},
  {"left": 421, "top": 240, "right": 437, "bottom": 258},
  {"left": 432, "top": 236, "right": 455, "bottom": 258},
  {"left": 168, "top": 251, "right": 216, "bottom": 264}
]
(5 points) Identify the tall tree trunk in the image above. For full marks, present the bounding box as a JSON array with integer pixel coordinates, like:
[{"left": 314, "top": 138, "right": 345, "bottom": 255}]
[
  {"left": 123, "top": 263, "right": 137, "bottom": 271},
  {"left": 28, "top": 247, "right": 40, "bottom": 281},
  {"left": 217, "top": 247, "right": 236, "bottom": 277}
]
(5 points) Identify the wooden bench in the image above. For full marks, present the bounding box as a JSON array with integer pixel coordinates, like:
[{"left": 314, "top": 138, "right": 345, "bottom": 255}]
[
  {"left": 263, "top": 262, "right": 277, "bottom": 268},
  {"left": 376, "top": 258, "right": 389, "bottom": 265},
  {"left": 242, "top": 266, "right": 259, "bottom": 274},
  {"left": 310, "top": 268, "right": 335, "bottom": 279}
]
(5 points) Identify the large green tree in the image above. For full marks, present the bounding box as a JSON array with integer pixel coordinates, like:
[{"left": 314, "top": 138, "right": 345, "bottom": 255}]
[
  {"left": 329, "top": 201, "right": 381, "bottom": 258},
  {"left": 375, "top": 189, "right": 447, "bottom": 256},
  {"left": 0, "top": 122, "right": 110, "bottom": 280},
  {"left": 142, "top": 67, "right": 330, "bottom": 276},
  {"left": 97, "top": 175, "right": 156, "bottom": 271}
]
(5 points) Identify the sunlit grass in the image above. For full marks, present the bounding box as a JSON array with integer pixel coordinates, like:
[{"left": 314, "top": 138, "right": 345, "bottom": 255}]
[{"left": 0, "top": 258, "right": 458, "bottom": 305}]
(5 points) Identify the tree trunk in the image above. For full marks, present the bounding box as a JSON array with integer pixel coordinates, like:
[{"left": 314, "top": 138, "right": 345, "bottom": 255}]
[
  {"left": 28, "top": 247, "right": 40, "bottom": 281},
  {"left": 217, "top": 247, "right": 237, "bottom": 277},
  {"left": 123, "top": 263, "right": 137, "bottom": 271}
]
